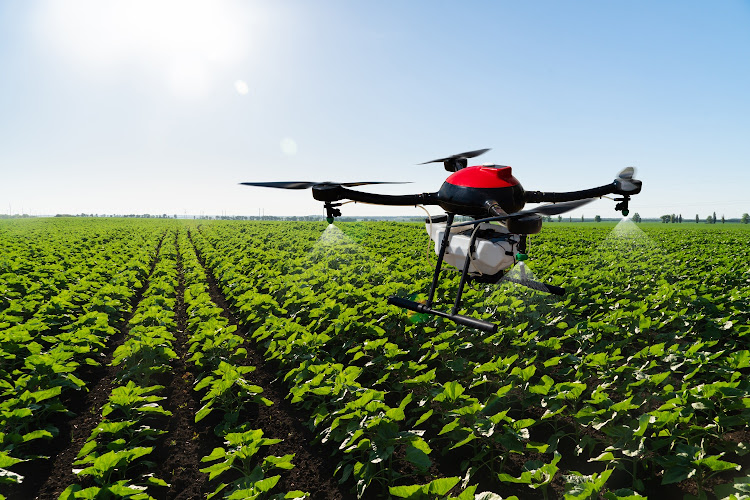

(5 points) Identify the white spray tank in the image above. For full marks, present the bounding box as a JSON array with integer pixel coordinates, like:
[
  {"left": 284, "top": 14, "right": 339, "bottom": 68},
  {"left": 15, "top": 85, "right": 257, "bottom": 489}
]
[{"left": 425, "top": 216, "right": 519, "bottom": 276}]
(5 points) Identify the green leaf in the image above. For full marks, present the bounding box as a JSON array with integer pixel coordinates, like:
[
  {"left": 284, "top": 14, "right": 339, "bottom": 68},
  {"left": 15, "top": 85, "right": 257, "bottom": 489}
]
[
  {"left": 0, "top": 452, "right": 26, "bottom": 469},
  {"left": 405, "top": 445, "right": 431, "bottom": 472},
  {"left": 389, "top": 484, "right": 424, "bottom": 498},
  {"left": 450, "top": 432, "right": 477, "bottom": 450},
  {"left": 427, "top": 476, "right": 460, "bottom": 495},
  {"left": 386, "top": 407, "right": 405, "bottom": 421},
  {"left": 661, "top": 465, "right": 693, "bottom": 485},
  {"left": 58, "top": 484, "right": 83, "bottom": 500},
  {"left": 21, "top": 429, "right": 53, "bottom": 442},
  {"left": 439, "top": 418, "right": 460, "bottom": 436},
  {"left": 253, "top": 474, "right": 281, "bottom": 493},
  {"left": 404, "top": 369, "right": 436, "bottom": 385},
  {"left": 264, "top": 454, "right": 296, "bottom": 470},
  {"left": 414, "top": 409, "right": 433, "bottom": 426},
  {"left": 284, "top": 491, "right": 311, "bottom": 499},
  {"left": 200, "top": 461, "right": 231, "bottom": 481},
  {"left": 696, "top": 455, "right": 740, "bottom": 472},
  {"left": 195, "top": 402, "right": 213, "bottom": 422},
  {"left": 443, "top": 381, "right": 465, "bottom": 401}
]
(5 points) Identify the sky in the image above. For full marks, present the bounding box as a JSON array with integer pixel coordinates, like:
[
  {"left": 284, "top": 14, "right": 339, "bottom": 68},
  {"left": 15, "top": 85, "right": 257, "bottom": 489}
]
[{"left": 1, "top": 0, "right": 749, "bottom": 219}]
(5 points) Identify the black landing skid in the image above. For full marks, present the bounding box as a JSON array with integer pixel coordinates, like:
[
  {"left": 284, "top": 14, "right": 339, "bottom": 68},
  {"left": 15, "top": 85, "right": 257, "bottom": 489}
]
[{"left": 388, "top": 213, "right": 564, "bottom": 332}]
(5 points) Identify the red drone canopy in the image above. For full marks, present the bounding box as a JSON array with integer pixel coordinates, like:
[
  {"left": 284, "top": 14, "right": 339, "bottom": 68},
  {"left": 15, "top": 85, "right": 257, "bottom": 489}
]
[{"left": 445, "top": 165, "right": 520, "bottom": 189}]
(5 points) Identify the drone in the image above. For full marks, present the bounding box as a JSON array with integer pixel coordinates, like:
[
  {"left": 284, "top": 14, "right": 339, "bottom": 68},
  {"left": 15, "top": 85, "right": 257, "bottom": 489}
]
[{"left": 241, "top": 148, "right": 642, "bottom": 332}]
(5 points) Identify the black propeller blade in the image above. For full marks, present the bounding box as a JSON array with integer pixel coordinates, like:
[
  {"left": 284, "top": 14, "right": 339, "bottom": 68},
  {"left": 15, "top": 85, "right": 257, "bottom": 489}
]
[
  {"left": 452, "top": 198, "right": 594, "bottom": 228},
  {"left": 527, "top": 198, "right": 593, "bottom": 216},
  {"left": 418, "top": 148, "right": 491, "bottom": 165},
  {"left": 240, "top": 181, "right": 408, "bottom": 190},
  {"left": 419, "top": 148, "right": 491, "bottom": 172}
]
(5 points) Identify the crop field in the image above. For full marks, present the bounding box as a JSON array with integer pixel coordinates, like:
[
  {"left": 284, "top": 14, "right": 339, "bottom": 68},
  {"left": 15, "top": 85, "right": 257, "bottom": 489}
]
[{"left": 1, "top": 217, "right": 749, "bottom": 500}]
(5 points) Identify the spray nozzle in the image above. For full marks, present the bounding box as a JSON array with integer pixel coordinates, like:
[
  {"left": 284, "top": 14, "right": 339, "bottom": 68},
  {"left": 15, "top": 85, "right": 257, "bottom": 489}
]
[
  {"left": 325, "top": 203, "right": 342, "bottom": 224},
  {"left": 614, "top": 195, "right": 631, "bottom": 217}
]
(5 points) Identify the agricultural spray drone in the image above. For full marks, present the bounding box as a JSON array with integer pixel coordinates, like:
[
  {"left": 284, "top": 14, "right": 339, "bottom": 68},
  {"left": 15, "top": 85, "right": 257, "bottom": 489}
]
[{"left": 241, "top": 149, "right": 642, "bottom": 332}]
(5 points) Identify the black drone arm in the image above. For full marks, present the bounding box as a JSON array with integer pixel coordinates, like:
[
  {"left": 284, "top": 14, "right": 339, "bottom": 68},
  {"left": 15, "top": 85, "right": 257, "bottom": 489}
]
[
  {"left": 313, "top": 185, "right": 439, "bottom": 206},
  {"left": 524, "top": 178, "right": 642, "bottom": 204},
  {"left": 525, "top": 184, "right": 615, "bottom": 203}
]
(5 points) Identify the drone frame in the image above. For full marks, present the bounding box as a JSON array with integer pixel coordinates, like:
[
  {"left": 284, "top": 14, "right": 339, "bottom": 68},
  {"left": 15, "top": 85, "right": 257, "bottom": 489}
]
[{"left": 241, "top": 152, "right": 642, "bottom": 332}]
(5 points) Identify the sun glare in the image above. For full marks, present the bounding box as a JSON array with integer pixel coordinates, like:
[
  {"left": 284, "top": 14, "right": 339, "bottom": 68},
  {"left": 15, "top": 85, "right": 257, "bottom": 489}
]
[
  {"left": 33, "top": 0, "right": 250, "bottom": 99},
  {"left": 234, "top": 80, "right": 250, "bottom": 95}
]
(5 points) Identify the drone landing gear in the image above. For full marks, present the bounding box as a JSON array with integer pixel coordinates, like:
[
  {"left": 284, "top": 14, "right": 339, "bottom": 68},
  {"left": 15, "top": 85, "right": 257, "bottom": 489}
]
[
  {"left": 388, "top": 213, "right": 566, "bottom": 332},
  {"left": 388, "top": 213, "right": 500, "bottom": 333}
]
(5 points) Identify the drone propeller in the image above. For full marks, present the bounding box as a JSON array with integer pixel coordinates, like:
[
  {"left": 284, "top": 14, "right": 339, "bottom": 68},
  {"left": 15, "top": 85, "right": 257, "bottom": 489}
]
[
  {"left": 239, "top": 181, "right": 408, "bottom": 190},
  {"left": 419, "top": 148, "right": 491, "bottom": 172},
  {"left": 527, "top": 198, "right": 593, "bottom": 216},
  {"left": 615, "top": 167, "right": 639, "bottom": 193},
  {"left": 418, "top": 148, "right": 491, "bottom": 165},
  {"left": 452, "top": 198, "right": 594, "bottom": 228}
]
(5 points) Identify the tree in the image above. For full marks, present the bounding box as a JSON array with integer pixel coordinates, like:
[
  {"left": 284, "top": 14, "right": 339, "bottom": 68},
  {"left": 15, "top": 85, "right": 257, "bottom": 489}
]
[
  {"left": 661, "top": 215, "right": 671, "bottom": 223},
  {"left": 707, "top": 215, "right": 713, "bottom": 224},
  {"left": 713, "top": 211, "right": 717, "bottom": 224},
  {"left": 557, "top": 215, "right": 562, "bottom": 223},
  {"left": 633, "top": 213, "right": 641, "bottom": 223},
  {"left": 742, "top": 213, "right": 749, "bottom": 224},
  {"left": 670, "top": 214, "right": 676, "bottom": 223},
  {"left": 678, "top": 214, "right": 682, "bottom": 223},
  {"left": 581, "top": 214, "right": 584, "bottom": 222},
  {"left": 594, "top": 215, "right": 601, "bottom": 222},
  {"left": 695, "top": 214, "right": 699, "bottom": 223}
]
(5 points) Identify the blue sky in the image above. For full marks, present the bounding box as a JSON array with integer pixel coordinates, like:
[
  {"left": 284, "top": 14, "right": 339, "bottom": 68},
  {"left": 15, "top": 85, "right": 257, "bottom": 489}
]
[{"left": 1, "top": 1, "right": 749, "bottom": 219}]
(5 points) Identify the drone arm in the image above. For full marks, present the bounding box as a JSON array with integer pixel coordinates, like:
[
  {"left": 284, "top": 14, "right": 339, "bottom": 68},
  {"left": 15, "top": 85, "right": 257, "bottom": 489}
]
[
  {"left": 524, "top": 183, "right": 616, "bottom": 203},
  {"left": 313, "top": 185, "right": 439, "bottom": 206},
  {"left": 525, "top": 171, "right": 642, "bottom": 203}
]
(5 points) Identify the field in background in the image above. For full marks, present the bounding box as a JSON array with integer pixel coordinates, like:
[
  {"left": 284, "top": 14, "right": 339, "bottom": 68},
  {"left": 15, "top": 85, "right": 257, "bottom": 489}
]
[{"left": 1, "top": 218, "right": 749, "bottom": 499}]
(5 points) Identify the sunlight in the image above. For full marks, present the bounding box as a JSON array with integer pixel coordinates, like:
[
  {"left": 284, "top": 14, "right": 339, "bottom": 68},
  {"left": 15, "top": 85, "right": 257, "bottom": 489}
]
[{"left": 33, "top": 0, "right": 250, "bottom": 98}]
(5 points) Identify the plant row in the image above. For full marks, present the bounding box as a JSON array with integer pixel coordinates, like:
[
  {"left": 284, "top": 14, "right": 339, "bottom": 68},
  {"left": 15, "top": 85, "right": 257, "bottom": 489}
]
[
  {"left": 177, "top": 229, "right": 309, "bottom": 500},
  {"left": 60, "top": 230, "right": 180, "bottom": 499}
]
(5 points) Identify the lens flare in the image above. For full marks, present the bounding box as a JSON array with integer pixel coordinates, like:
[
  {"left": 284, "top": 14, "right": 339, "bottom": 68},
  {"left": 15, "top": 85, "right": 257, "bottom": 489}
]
[{"left": 234, "top": 80, "right": 249, "bottom": 95}]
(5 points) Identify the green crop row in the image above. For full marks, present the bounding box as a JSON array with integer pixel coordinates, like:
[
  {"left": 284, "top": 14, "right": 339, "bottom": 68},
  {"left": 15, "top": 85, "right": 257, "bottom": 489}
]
[
  {"left": 179, "top": 229, "right": 310, "bottom": 499},
  {"left": 60, "top": 230, "right": 179, "bottom": 499}
]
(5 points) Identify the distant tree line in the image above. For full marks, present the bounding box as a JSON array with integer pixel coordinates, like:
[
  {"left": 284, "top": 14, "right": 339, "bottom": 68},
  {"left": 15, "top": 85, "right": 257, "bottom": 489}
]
[{"left": 658, "top": 211, "right": 750, "bottom": 224}]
